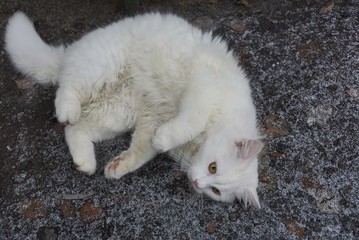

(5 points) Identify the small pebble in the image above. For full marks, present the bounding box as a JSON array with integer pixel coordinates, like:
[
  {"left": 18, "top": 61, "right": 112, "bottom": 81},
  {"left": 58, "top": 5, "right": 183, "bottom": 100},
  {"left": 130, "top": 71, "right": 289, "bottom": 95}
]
[
  {"left": 14, "top": 172, "right": 27, "bottom": 183},
  {"left": 207, "top": 225, "right": 216, "bottom": 234}
]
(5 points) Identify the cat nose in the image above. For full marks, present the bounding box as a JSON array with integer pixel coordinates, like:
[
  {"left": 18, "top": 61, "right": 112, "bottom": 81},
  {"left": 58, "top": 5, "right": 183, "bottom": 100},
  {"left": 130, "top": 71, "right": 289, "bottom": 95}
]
[{"left": 194, "top": 179, "right": 199, "bottom": 188}]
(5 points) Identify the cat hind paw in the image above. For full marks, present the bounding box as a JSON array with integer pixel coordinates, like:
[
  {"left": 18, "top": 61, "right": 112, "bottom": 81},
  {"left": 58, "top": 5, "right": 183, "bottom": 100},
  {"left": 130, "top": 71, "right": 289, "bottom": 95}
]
[{"left": 104, "top": 154, "right": 131, "bottom": 179}]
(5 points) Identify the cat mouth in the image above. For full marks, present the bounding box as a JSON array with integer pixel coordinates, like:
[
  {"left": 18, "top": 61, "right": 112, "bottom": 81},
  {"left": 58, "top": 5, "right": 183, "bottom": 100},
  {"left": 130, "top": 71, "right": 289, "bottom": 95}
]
[{"left": 191, "top": 179, "right": 205, "bottom": 194}]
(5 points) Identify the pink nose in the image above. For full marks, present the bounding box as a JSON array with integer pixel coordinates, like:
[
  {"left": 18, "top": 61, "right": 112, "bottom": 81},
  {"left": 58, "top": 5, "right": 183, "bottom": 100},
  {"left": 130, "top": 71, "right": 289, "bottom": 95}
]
[{"left": 194, "top": 179, "right": 199, "bottom": 188}]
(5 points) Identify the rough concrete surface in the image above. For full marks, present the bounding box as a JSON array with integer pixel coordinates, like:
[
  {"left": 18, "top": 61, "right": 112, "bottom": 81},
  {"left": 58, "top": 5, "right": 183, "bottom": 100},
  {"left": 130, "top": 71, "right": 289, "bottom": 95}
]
[{"left": 0, "top": 0, "right": 358, "bottom": 239}]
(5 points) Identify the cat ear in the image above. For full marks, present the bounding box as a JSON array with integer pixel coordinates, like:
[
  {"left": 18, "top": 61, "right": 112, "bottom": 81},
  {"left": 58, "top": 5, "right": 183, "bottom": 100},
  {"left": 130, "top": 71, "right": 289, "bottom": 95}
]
[
  {"left": 237, "top": 188, "right": 261, "bottom": 209},
  {"left": 235, "top": 139, "right": 263, "bottom": 160}
]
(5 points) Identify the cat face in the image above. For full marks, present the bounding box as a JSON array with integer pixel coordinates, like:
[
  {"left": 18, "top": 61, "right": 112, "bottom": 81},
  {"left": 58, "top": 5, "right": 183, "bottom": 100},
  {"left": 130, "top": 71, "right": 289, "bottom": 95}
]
[{"left": 188, "top": 135, "right": 263, "bottom": 208}]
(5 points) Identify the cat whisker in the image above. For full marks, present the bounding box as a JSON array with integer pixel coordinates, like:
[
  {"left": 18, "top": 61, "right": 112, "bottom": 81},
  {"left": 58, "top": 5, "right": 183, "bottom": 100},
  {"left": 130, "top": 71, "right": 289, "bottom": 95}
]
[
  {"left": 168, "top": 153, "right": 193, "bottom": 172},
  {"left": 167, "top": 160, "right": 191, "bottom": 173}
]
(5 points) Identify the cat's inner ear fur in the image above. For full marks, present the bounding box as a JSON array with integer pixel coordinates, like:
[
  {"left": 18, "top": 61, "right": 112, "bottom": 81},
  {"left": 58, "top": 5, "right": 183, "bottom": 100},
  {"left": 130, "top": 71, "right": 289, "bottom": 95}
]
[{"left": 235, "top": 139, "right": 263, "bottom": 160}]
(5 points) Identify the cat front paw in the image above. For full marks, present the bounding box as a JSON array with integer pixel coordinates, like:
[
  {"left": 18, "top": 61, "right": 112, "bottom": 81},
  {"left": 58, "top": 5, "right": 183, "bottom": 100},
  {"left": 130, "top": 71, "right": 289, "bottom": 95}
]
[
  {"left": 55, "top": 98, "right": 81, "bottom": 124},
  {"left": 104, "top": 152, "right": 132, "bottom": 179},
  {"left": 152, "top": 125, "right": 174, "bottom": 152},
  {"left": 73, "top": 158, "right": 96, "bottom": 175},
  {"left": 55, "top": 89, "right": 82, "bottom": 124}
]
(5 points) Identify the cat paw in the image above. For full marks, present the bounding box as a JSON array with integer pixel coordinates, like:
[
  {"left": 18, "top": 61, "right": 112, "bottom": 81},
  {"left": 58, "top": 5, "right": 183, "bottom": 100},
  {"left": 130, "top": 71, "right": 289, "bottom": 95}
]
[
  {"left": 152, "top": 125, "right": 174, "bottom": 152},
  {"left": 55, "top": 100, "right": 81, "bottom": 124},
  {"left": 104, "top": 152, "right": 132, "bottom": 179},
  {"left": 55, "top": 90, "right": 81, "bottom": 124},
  {"left": 73, "top": 159, "right": 96, "bottom": 175}
]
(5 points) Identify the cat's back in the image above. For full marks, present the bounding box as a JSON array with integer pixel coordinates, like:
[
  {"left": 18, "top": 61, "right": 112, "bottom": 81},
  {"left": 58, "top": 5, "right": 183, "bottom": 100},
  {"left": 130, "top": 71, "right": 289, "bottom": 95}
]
[
  {"left": 125, "top": 13, "right": 202, "bottom": 44},
  {"left": 124, "top": 14, "right": 205, "bottom": 102}
]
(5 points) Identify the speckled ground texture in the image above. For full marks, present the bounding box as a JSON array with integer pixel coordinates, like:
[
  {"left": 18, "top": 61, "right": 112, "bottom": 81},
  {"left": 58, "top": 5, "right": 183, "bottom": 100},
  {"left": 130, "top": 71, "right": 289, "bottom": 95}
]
[{"left": 0, "top": 0, "right": 358, "bottom": 239}]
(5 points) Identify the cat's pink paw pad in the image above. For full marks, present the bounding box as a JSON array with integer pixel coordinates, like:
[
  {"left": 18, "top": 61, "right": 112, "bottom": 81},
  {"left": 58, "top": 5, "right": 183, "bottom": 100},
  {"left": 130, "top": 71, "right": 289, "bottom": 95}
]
[
  {"left": 104, "top": 156, "right": 128, "bottom": 179},
  {"left": 109, "top": 161, "right": 119, "bottom": 171},
  {"left": 107, "top": 156, "right": 123, "bottom": 171}
]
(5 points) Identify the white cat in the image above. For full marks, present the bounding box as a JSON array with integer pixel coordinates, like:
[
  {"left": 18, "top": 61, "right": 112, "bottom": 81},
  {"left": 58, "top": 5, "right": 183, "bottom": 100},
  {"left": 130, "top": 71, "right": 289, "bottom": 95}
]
[{"left": 5, "top": 12, "right": 263, "bottom": 208}]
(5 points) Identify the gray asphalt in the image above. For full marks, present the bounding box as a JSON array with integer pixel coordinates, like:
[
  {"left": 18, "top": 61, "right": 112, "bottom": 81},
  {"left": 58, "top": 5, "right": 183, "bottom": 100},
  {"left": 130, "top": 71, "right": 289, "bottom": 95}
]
[{"left": 0, "top": 0, "right": 358, "bottom": 239}]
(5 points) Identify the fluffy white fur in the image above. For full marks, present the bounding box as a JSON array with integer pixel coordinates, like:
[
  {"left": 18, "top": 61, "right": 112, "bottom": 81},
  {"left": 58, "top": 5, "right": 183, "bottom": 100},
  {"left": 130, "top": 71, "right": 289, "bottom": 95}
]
[{"left": 5, "top": 12, "right": 263, "bottom": 208}]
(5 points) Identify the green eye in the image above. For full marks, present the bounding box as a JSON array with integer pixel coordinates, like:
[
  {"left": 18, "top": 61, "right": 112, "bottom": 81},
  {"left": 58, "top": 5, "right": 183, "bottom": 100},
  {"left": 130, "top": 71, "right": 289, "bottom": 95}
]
[
  {"left": 208, "top": 162, "right": 217, "bottom": 174},
  {"left": 212, "top": 187, "right": 221, "bottom": 196}
]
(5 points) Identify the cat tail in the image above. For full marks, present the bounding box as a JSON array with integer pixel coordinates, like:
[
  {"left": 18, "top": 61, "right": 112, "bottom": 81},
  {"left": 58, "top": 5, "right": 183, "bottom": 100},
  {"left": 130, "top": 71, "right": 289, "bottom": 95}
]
[{"left": 5, "top": 12, "right": 65, "bottom": 85}]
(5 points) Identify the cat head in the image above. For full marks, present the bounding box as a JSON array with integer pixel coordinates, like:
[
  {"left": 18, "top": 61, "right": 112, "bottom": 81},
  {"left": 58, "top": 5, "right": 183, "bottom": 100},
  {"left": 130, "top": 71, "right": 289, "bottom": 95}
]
[{"left": 188, "top": 134, "right": 263, "bottom": 209}]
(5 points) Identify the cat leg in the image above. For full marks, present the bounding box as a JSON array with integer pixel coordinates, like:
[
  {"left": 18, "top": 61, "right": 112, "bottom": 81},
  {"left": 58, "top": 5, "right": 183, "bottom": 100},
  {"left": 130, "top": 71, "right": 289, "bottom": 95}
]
[
  {"left": 152, "top": 90, "right": 212, "bottom": 152},
  {"left": 54, "top": 36, "right": 127, "bottom": 124},
  {"left": 105, "top": 118, "right": 158, "bottom": 179},
  {"left": 55, "top": 86, "right": 82, "bottom": 124},
  {"left": 65, "top": 124, "right": 99, "bottom": 175},
  {"left": 65, "top": 106, "right": 136, "bottom": 175},
  {"left": 54, "top": 59, "right": 125, "bottom": 124},
  {"left": 65, "top": 123, "right": 133, "bottom": 175}
]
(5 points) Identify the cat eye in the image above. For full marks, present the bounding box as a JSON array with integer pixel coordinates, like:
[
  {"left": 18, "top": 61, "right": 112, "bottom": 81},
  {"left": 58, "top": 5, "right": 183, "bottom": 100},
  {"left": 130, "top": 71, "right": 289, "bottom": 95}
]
[
  {"left": 212, "top": 187, "right": 221, "bottom": 196},
  {"left": 208, "top": 162, "right": 217, "bottom": 174}
]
